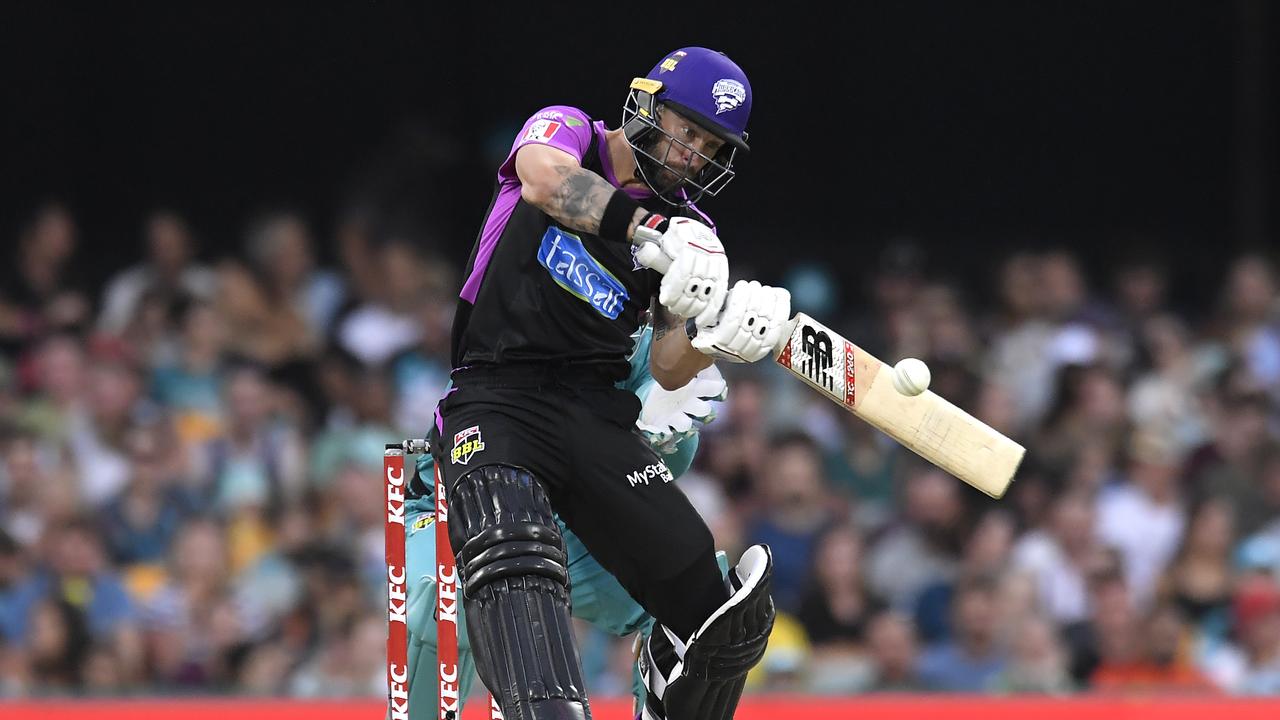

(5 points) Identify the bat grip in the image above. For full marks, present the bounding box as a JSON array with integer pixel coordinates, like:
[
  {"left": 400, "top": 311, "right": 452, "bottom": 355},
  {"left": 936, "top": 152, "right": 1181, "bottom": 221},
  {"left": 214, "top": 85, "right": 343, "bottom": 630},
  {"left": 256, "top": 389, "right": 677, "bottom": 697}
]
[{"left": 631, "top": 225, "right": 672, "bottom": 274}]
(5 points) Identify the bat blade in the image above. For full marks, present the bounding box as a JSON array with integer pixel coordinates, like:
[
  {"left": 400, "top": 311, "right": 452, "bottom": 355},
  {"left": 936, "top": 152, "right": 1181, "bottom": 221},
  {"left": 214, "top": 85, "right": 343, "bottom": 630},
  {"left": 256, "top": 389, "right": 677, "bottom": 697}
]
[{"left": 774, "top": 313, "right": 1024, "bottom": 498}]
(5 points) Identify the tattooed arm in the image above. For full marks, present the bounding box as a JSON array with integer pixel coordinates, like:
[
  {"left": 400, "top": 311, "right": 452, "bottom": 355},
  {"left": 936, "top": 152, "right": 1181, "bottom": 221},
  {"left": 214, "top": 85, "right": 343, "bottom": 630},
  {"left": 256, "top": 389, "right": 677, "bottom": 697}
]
[
  {"left": 514, "top": 144, "right": 648, "bottom": 238},
  {"left": 649, "top": 302, "right": 714, "bottom": 390}
]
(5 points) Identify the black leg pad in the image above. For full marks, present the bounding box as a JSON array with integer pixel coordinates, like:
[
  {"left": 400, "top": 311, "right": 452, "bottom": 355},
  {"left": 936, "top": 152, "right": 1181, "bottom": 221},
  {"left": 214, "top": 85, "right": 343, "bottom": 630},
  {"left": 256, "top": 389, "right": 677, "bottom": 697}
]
[{"left": 449, "top": 464, "right": 588, "bottom": 720}]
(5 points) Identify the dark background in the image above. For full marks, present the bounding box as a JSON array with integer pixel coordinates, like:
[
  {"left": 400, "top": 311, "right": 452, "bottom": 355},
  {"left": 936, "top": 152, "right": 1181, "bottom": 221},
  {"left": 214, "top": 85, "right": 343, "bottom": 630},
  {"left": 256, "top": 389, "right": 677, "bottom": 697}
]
[{"left": 3, "top": 1, "right": 1275, "bottom": 315}]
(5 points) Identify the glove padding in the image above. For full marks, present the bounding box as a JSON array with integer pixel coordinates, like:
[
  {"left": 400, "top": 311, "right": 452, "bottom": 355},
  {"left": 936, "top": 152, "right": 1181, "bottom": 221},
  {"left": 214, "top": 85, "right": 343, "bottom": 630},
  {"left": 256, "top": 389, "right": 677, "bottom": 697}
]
[
  {"left": 635, "top": 364, "right": 728, "bottom": 454},
  {"left": 634, "top": 217, "right": 729, "bottom": 327},
  {"left": 692, "top": 280, "right": 792, "bottom": 363}
]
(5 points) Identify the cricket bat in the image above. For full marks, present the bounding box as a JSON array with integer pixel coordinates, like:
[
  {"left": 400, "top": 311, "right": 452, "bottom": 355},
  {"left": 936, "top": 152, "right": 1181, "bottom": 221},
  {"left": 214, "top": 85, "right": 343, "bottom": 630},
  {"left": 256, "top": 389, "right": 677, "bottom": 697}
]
[
  {"left": 773, "top": 313, "right": 1024, "bottom": 498},
  {"left": 631, "top": 227, "right": 1024, "bottom": 498}
]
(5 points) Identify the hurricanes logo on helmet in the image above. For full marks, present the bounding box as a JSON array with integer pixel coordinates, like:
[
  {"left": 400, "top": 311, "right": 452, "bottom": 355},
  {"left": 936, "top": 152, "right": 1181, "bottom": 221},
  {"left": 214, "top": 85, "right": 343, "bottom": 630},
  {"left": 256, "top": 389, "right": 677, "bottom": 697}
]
[{"left": 712, "top": 79, "right": 746, "bottom": 115}]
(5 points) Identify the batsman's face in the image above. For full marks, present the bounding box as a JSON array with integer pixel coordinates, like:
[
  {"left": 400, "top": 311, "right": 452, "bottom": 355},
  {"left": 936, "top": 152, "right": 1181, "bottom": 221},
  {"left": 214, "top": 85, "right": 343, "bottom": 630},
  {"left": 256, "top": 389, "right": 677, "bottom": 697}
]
[{"left": 649, "top": 106, "right": 725, "bottom": 184}]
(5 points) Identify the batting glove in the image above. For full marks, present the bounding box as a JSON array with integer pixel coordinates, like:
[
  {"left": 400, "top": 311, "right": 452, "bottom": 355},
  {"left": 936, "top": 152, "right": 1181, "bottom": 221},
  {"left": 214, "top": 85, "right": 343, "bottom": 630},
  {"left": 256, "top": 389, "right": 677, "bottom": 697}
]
[
  {"left": 633, "top": 217, "right": 730, "bottom": 327},
  {"left": 692, "top": 280, "right": 792, "bottom": 363}
]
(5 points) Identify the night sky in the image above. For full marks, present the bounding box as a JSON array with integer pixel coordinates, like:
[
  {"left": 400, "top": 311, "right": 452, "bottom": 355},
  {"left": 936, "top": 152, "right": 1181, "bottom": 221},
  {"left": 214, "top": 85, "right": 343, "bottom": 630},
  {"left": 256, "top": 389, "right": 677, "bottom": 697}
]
[{"left": 4, "top": 2, "right": 1274, "bottom": 312}]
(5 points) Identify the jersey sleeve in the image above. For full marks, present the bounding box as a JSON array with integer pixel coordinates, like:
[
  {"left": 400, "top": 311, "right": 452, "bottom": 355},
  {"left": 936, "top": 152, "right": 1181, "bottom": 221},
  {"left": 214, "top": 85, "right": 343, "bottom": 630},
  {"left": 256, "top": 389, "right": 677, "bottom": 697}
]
[
  {"left": 414, "top": 452, "right": 437, "bottom": 495},
  {"left": 661, "top": 433, "right": 700, "bottom": 479},
  {"left": 498, "top": 106, "right": 595, "bottom": 182},
  {"left": 621, "top": 326, "right": 704, "bottom": 480},
  {"left": 622, "top": 326, "right": 656, "bottom": 390}
]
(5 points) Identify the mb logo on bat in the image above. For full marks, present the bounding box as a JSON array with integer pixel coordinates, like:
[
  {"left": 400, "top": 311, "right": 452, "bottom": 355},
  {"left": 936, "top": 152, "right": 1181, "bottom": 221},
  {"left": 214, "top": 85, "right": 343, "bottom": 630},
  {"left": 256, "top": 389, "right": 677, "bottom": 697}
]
[{"left": 801, "top": 325, "right": 834, "bottom": 392}]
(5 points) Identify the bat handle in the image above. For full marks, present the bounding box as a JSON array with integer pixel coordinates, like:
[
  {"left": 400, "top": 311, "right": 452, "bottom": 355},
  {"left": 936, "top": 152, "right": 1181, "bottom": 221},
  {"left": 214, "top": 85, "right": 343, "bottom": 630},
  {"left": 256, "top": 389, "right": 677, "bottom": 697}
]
[
  {"left": 771, "top": 315, "right": 801, "bottom": 361},
  {"left": 631, "top": 225, "right": 671, "bottom": 274}
]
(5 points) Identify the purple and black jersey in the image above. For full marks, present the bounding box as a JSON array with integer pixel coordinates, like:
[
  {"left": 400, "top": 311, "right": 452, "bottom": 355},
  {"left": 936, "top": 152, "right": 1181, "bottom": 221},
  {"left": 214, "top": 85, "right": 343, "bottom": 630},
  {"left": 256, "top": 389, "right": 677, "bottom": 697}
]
[{"left": 451, "top": 105, "right": 714, "bottom": 377}]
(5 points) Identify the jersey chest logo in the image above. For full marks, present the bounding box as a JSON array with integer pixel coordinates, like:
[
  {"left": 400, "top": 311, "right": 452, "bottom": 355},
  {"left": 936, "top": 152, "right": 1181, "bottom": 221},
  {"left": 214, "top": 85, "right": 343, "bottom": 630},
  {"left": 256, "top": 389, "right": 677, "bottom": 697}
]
[{"left": 536, "top": 227, "right": 630, "bottom": 319}]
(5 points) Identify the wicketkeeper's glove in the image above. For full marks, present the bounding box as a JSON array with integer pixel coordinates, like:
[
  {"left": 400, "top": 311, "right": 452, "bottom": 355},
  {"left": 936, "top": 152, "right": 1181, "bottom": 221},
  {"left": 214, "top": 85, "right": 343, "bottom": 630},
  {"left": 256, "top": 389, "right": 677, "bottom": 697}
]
[{"left": 635, "top": 364, "right": 728, "bottom": 454}]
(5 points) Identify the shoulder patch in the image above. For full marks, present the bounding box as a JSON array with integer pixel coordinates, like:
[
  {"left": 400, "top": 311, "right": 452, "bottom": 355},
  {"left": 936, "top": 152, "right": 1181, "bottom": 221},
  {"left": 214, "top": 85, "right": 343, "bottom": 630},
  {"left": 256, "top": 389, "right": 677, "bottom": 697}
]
[{"left": 523, "top": 118, "right": 562, "bottom": 143}]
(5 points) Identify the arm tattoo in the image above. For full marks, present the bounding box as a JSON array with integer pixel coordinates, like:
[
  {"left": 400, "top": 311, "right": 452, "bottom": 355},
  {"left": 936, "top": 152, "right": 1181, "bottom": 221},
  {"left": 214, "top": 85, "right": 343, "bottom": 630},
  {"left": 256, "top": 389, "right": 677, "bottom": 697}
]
[
  {"left": 547, "top": 165, "right": 616, "bottom": 234},
  {"left": 651, "top": 302, "right": 672, "bottom": 342}
]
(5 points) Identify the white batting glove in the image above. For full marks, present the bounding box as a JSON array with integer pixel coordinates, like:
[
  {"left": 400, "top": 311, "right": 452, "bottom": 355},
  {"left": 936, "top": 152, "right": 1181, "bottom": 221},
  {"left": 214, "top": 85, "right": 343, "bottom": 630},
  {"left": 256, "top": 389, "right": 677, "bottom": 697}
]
[
  {"left": 633, "top": 217, "right": 729, "bottom": 327},
  {"left": 692, "top": 280, "right": 792, "bottom": 363},
  {"left": 636, "top": 364, "right": 728, "bottom": 453}
]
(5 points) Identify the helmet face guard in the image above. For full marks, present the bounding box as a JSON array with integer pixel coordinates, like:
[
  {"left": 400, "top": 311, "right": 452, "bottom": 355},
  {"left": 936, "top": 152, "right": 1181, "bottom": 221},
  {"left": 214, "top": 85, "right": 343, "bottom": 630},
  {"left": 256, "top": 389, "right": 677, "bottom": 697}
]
[
  {"left": 622, "top": 44, "right": 752, "bottom": 208},
  {"left": 622, "top": 80, "right": 739, "bottom": 207}
]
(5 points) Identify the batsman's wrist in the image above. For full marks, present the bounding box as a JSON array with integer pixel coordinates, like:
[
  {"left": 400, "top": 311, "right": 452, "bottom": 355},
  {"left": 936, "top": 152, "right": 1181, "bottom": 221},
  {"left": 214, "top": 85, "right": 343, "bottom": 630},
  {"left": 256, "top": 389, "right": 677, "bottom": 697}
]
[
  {"left": 634, "top": 209, "right": 668, "bottom": 237},
  {"left": 601, "top": 188, "right": 667, "bottom": 244}
]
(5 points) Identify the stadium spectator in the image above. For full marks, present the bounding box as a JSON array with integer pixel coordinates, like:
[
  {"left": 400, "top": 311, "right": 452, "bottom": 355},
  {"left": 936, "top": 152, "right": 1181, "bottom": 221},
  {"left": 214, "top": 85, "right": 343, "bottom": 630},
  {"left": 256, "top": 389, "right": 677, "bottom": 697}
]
[
  {"left": 98, "top": 211, "right": 217, "bottom": 336},
  {"left": 915, "top": 575, "right": 1009, "bottom": 691},
  {"left": 744, "top": 431, "right": 841, "bottom": 613}
]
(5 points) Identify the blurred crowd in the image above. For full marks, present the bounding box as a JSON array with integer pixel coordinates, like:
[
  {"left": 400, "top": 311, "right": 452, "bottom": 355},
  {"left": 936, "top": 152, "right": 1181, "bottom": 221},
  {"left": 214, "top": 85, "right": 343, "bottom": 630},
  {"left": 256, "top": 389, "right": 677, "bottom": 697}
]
[{"left": 1, "top": 200, "right": 1279, "bottom": 700}]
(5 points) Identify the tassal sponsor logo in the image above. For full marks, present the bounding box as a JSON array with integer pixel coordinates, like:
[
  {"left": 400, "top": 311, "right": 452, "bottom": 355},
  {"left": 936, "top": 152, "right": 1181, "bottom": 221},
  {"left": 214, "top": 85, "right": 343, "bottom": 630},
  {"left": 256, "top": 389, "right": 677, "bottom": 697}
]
[{"left": 537, "top": 227, "right": 629, "bottom": 319}]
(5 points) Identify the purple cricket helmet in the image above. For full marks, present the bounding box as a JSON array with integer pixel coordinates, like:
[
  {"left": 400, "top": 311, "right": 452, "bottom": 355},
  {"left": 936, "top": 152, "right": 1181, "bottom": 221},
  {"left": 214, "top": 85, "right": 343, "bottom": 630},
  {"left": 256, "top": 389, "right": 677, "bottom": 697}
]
[{"left": 622, "top": 47, "right": 752, "bottom": 207}]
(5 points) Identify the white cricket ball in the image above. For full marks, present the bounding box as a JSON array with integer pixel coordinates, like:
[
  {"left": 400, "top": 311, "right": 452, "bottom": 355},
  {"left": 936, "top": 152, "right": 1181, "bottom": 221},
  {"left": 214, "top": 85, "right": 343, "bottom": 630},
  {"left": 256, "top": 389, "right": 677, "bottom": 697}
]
[{"left": 892, "top": 358, "right": 931, "bottom": 396}]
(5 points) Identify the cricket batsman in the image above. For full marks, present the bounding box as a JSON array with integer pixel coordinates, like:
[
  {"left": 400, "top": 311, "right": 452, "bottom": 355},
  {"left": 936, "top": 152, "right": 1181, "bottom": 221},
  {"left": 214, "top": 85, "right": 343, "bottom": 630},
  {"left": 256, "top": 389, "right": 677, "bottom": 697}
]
[{"left": 434, "top": 47, "right": 790, "bottom": 719}]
